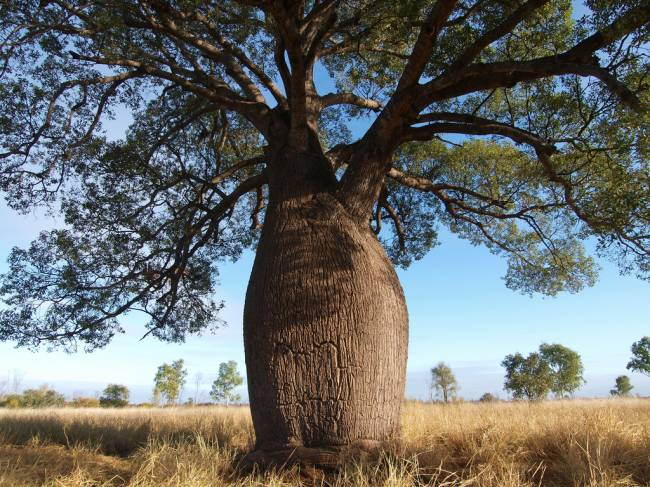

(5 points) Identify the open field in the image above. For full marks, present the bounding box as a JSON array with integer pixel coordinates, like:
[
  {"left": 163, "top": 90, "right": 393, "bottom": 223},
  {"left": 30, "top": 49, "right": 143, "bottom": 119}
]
[{"left": 0, "top": 399, "right": 649, "bottom": 486}]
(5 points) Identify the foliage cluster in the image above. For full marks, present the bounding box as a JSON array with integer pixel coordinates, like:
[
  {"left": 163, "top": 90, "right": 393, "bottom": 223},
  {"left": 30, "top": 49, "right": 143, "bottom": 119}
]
[
  {"left": 611, "top": 375, "right": 634, "bottom": 397},
  {"left": 0, "top": 385, "right": 65, "bottom": 408},
  {"left": 210, "top": 361, "right": 244, "bottom": 405},
  {"left": 430, "top": 362, "right": 458, "bottom": 403},
  {"left": 0, "top": 0, "right": 648, "bottom": 351},
  {"left": 153, "top": 360, "right": 187, "bottom": 405},
  {"left": 99, "top": 384, "right": 130, "bottom": 408},
  {"left": 627, "top": 337, "right": 650, "bottom": 377},
  {"left": 502, "top": 343, "right": 584, "bottom": 400}
]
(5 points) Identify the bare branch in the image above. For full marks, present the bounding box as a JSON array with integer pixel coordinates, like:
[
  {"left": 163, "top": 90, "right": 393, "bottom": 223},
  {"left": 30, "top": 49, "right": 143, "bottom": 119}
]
[{"left": 320, "top": 92, "right": 382, "bottom": 111}]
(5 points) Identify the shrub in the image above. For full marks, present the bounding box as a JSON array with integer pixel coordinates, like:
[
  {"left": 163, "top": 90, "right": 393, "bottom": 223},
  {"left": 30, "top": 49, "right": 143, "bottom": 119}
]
[
  {"left": 479, "top": 392, "right": 497, "bottom": 402},
  {"left": 0, "top": 394, "right": 24, "bottom": 408},
  {"left": 20, "top": 385, "right": 65, "bottom": 408},
  {"left": 69, "top": 397, "right": 101, "bottom": 408},
  {"left": 99, "top": 384, "right": 130, "bottom": 408}
]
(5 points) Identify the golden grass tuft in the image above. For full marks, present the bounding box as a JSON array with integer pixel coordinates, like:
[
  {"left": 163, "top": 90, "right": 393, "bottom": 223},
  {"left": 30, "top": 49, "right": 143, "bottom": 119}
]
[{"left": 0, "top": 399, "right": 649, "bottom": 486}]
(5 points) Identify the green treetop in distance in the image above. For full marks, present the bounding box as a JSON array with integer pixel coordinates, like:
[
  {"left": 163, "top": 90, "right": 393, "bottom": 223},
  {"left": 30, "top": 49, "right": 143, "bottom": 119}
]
[
  {"left": 430, "top": 362, "right": 458, "bottom": 403},
  {"left": 503, "top": 343, "right": 584, "bottom": 400},
  {"left": 154, "top": 359, "right": 187, "bottom": 405},
  {"left": 210, "top": 360, "right": 244, "bottom": 405},
  {"left": 479, "top": 392, "right": 497, "bottom": 403},
  {"left": 99, "top": 384, "right": 130, "bottom": 408},
  {"left": 610, "top": 375, "right": 634, "bottom": 396},
  {"left": 502, "top": 351, "right": 553, "bottom": 401},
  {"left": 627, "top": 337, "right": 650, "bottom": 377},
  {"left": 539, "top": 343, "right": 585, "bottom": 397},
  {"left": 0, "top": 0, "right": 649, "bottom": 466},
  {"left": 16, "top": 385, "right": 65, "bottom": 408}
]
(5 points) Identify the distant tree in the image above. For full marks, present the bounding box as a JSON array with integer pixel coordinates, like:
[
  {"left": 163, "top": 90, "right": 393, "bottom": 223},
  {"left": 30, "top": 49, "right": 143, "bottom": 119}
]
[
  {"left": 20, "top": 385, "right": 65, "bottom": 408},
  {"left": 193, "top": 372, "right": 204, "bottom": 404},
  {"left": 610, "top": 375, "right": 634, "bottom": 397},
  {"left": 539, "top": 343, "right": 585, "bottom": 397},
  {"left": 154, "top": 360, "right": 187, "bottom": 405},
  {"left": 0, "top": 394, "right": 24, "bottom": 408},
  {"left": 627, "top": 337, "right": 650, "bottom": 377},
  {"left": 502, "top": 352, "right": 553, "bottom": 401},
  {"left": 151, "top": 388, "right": 162, "bottom": 407},
  {"left": 479, "top": 393, "right": 497, "bottom": 403},
  {"left": 211, "top": 361, "right": 244, "bottom": 405},
  {"left": 70, "top": 397, "right": 101, "bottom": 408},
  {"left": 99, "top": 384, "right": 130, "bottom": 408},
  {"left": 430, "top": 362, "right": 458, "bottom": 403}
]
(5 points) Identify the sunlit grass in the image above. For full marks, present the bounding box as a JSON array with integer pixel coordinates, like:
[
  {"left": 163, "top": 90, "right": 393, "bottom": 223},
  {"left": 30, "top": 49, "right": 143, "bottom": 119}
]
[{"left": 1, "top": 399, "right": 649, "bottom": 486}]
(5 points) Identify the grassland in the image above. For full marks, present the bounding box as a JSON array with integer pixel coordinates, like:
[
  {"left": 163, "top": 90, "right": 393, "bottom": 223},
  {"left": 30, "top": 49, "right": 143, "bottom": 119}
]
[{"left": 0, "top": 399, "right": 649, "bottom": 486}]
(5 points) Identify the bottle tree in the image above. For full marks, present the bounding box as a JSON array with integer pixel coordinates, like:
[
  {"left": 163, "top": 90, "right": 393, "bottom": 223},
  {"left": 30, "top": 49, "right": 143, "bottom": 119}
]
[{"left": 1, "top": 0, "right": 649, "bottom": 466}]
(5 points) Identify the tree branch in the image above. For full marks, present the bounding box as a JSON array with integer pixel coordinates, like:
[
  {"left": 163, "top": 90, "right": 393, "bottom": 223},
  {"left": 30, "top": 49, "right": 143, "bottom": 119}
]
[
  {"left": 406, "top": 112, "right": 558, "bottom": 152},
  {"left": 320, "top": 92, "right": 382, "bottom": 111},
  {"left": 418, "top": 4, "right": 650, "bottom": 111},
  {"left": 395, "top": 0, "right": 459, "bottom": 92},
  {"left": 446, "top": 0, "right": 552, "bottom": 72}
]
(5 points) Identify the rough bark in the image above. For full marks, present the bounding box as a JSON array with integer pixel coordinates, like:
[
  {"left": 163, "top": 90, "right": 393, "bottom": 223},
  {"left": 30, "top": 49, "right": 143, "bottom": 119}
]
[{"left": 243, "top": 165, "right": 409, "bottom": 466}]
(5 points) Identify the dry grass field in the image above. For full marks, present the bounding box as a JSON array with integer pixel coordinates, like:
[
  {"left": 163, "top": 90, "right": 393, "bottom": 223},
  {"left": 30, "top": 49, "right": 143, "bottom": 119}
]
[{"left": 0, "top": 399, "right": 649, "bottom": 486}]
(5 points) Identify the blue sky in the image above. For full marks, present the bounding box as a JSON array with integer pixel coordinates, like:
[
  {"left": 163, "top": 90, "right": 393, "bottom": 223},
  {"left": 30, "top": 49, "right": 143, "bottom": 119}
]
[{"left": 1, "top": 1, "right": 649, "bottom": 402}]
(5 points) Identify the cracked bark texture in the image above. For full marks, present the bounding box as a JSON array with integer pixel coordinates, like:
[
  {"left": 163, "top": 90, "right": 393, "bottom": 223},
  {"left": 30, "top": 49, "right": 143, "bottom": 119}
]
[{"left": 243, "top": 187, "right": 408, "bottom": 460}]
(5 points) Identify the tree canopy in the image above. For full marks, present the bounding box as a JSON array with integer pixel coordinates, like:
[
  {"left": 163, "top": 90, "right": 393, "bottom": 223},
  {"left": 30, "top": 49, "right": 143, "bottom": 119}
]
[
  {"left": 539, "top": 342, "right": 584, "bottom": 397},
  {"left": 502, "top": 343, "right": 584, "bottom": 399},
  {"left": 627, "top": 337, "right": 650, "bottom": 376},
  {"left": 430, "top": 361, "right": 458, "bottom": 402},
  {"left": 153, "top": 359, "right": 187, "bottom": 404},
  {"left": 502, "top": 350, "right": 553, "bottom": 400},
  {"left": 17, "top": 384, "right": 66, "bottom": 408},
  {"left": 610, "top": 374, "right": 634, "bottom": 396},
  {"left": 99, "top": 383, "right": 130, "bottom": 407},
  {"left": 210, "top": 360, "right": 243, "bottom": 404},
  {"left": 1, "top": 0, "right": 649, "bottom": 350}
]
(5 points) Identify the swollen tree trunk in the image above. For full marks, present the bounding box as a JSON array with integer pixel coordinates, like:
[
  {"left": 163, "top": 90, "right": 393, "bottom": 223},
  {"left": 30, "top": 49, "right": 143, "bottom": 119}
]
[{"left": 243, "top": 183, "right": 408, "bottom": 465}]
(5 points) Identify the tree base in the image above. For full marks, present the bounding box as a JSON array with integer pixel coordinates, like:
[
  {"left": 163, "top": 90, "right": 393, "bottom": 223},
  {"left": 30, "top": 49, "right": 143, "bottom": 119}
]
[{"left": 240, "top": 440, "right": 382, "bottom": 471}]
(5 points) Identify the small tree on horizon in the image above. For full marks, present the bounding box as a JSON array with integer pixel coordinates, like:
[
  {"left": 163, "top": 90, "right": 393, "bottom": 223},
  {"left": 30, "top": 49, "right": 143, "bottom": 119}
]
[
  {"left": 627, "top": 337, "right": 650, "bottom": 377},
  {"left": 539, "top": 343, "right": 585, "bottom": 397},
  {"left": 610, "top": 375, "right": 634, "bottom": 397},
  {"left": 154, "top": 360, "right": 187, "bottom": 405},
  {"left": 503, "top": 344, "right": 585, "bottom": 400},
  {"left": 20, "top": 385, "right": 66, "bottom": 408},
  {"left": 430, "top": 362, "right": 458, "bottom": 403},
  {"left": 99, "top": 384, "right": 130, "bottom": 408},
  {"left": 479, "top": 392, "right": 497, "bottom": 403},
  {"left": 502, "top": 352, "right": 553, "bottom": 401},
  {"left": 210, "top": 361, "right": 244, "bottom": 405}
]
